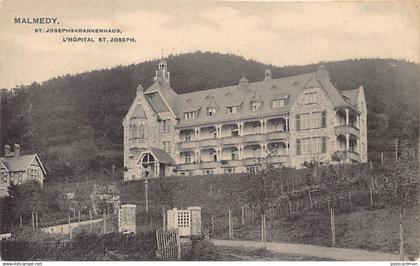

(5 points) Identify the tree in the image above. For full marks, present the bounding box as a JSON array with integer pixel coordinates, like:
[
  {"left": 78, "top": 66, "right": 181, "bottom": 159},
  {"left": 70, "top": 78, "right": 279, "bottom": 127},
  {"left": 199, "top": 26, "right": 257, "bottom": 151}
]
[
  {"left": 245, "top": 160, "right": 280, "bottom": 247},
  {"left": 382, "top": 154, "right": 418, "bottom": 260}
]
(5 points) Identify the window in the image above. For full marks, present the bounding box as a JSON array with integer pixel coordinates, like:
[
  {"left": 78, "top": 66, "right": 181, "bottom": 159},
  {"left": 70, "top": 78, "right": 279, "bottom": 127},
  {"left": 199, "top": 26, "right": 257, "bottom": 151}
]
[
  {"left": 184, "top": 111, "right": 195, "bottom": 120},
  {"left": 231, "top": 129, "right": 239, "bottom": 137},
  {"left": 304, "top": 92, "right": 317, "bottom": 104},
  {"left": 227, "top": 106, "right": 238, "bottom": 114},
  {"left": 312, "top": 137, "right": 322, "bottom": 153},
  {"left": 203, "top": 169, "right": 213, "bottom": 175},
  {"left": 231, "top": 150, "right": 238, "bottom": 160},
  {"left": 162, "top": 141, "right": 171, "bottom": 153},
  {"left": 301, "top": 138, "right": 311, "bottom": 154},
  {"left": 246, "top": 166, "right": 259, "bottom": 173},
  {"left": 185, "top": 152, "right": 192, "bottom": 164},
  {"left": 161, "top": 120, "right": 170, "bottom": 132},
  {"left": 251, "top": 102, "right": 260, "bottom": 111},
  {"left": 224, "top": 168, "right": 235, "bottom": 174},
  {"left": 301, "top": 113, "right": 311, "bottom": 130},
  {"left": 184, "top": 131, "right": 192, "bottom": 142},
  {"left": 272, "top": 99, "right": 285, "bottom": 108},
  {"left": 312, "top": 112, "right": 322, "bottom": 128},
  {"left": 207, "top": 108, "right": 216, "bottom": 117}
]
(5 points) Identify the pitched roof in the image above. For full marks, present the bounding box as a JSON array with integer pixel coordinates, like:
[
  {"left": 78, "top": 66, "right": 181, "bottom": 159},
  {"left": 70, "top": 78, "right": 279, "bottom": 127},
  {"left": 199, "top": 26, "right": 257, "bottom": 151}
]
[
  {"left": 173, "top": 73, "right": 316, "bottom": 127},
  {"left": 341, "top": 88, "right": 360, "bottom": 106},
  {"left": 0, "top": 160, "right": 8, "bottom": 172},
  {"left": 0, "top": 154, "right": 46, "bottom": 174},
  {"left": 141, "top": 66, "right": 354, "bottom": 127},
  {"left": 136, "top": 148, "right": 176, "bottom": 165},
  {"left": 150, "top": 148, "right": 176, "bottom": 165}
]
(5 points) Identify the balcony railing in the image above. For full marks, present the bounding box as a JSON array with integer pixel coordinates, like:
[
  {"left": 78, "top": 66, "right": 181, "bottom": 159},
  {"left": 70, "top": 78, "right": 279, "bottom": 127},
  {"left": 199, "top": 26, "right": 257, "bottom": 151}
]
[
  {"left": 200, "top": 138, "right": 219, "bottom": 147},
  {"left": 128, "top": 138, "right": 146, "bottom": 149},
  {"left": 267, "top": 155, "right": 288, "bottom": 164},
  {"left": 177, "top": 163, "right": 198, "bottom": 171},
  {"left": 243, "top": 134, "right": 264, "bottom": 143},
  {"left": 335, "top": 125, "right": 359, "bottom": 136},
  {"left": 222, "top": 136, "right": 241, "bottom": 145},
  {"left": 266, "top": 131, "right": 288, "bottom": 140},
  {"left": 199, "top": 161, "right": 218, "bottom": 169},
  {"left": 178, "top": 141, "right": 197, "bottom": 150},
  {"left": 242, "top": 157, "right": 260, "bottom": 166}
]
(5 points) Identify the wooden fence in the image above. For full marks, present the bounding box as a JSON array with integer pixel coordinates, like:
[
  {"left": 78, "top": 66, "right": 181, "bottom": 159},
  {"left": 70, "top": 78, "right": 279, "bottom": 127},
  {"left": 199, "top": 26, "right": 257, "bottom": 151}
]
[{"left": 155, "top": 228, "right": 181, "bottom": 260}]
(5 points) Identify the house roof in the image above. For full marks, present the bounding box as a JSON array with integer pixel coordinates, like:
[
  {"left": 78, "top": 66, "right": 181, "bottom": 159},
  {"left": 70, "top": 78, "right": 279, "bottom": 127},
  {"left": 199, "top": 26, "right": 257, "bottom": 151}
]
[
  {"left": 341, "top": 87, "right": 360, "bottom": 106},
  {"left": 137, "top": 148, "right": 176, "bottom": 165},
  {"left": 0, "top": 154, "right": 46, "bottom": 174},
  {"left": 141, "top": 64, "right": 355, "bottom": 128},
  {"left": 0, "top": 160, "right": 8, "bottom": 172}
]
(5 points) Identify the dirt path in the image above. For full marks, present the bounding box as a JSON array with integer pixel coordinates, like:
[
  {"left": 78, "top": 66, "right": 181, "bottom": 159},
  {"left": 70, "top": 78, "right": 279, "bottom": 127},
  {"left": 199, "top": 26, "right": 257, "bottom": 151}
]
[{"left": 211, "top": 239, "right": 401, "bottom": 261}]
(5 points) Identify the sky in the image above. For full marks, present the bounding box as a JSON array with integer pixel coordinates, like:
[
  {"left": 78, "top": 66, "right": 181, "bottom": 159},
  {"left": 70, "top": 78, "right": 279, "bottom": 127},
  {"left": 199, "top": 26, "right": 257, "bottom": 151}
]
[{"left": 0, "top": 0, "right": 418, "bottom": 89}]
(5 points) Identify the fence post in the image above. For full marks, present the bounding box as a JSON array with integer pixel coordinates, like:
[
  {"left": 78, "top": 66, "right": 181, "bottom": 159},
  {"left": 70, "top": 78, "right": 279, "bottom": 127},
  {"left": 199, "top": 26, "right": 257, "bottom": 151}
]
[
  {"left": 330, "top": 208, "right": 336, "bottom": 245},
  {"left": 35, "top": 212, "right": 38, "bottom": 228},
  {"left": 241, "top": 206, "right": 245, "bottom": 225},
  {"left": 103, "top": 212, "right": 107, "bottom": 233},
  {"left": 369, "top": 188, "right": 373, "bottom": 206},
  {"left": 31, "top": 211, "right": 35, "bottom": 229},
  {"left": 308, "top": 190, "right": 313, "bottom": 211},
  {"left": 177, "top": 230, "right": 181, "bottom": 260},
  {"left": 20, "top": 215, "right": 23, "bottom": 227},
  {"left": 68, "top": 213, "right": 72, "bottom": 239},
  {"left": 228, "top": 210, "right": 233, "bottom": 239},
  {"left": 369, "top": 161, "right": 373, "bottom": 170},
  {"left": 288, "top": 199, "right": 292, "bottom": 215},
  {"left": 399, "top": 210, "right": 404, "bottom": 261},
  {"left": 211, "top": 215, "right": 215, "bottom": 234},
  {"left": 348, "top": 191, "right": 353, "bottom": 208},
  {"left": 381, "top": 152, "right": 384, "bottom": 167},
  {"left": 89, "top": 210, "right": 93, "bottom": 232},
  {"left": 162, "top": 207, "right": 166, "bottom": 229}
]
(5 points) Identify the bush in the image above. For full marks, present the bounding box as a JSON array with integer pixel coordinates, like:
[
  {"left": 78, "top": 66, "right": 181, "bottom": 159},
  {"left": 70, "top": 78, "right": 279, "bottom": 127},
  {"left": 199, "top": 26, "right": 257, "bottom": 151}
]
[
  {"left": 190, "top": 237, "right": 220, "bottom": 261},
  {"left": 0, "top": 231, "right": 157, "bottom": 261}
]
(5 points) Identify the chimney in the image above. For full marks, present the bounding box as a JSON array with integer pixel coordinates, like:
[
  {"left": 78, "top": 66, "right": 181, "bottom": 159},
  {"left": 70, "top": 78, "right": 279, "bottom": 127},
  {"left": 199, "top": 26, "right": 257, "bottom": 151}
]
[
  {"left": 4, "top": 145, "right": 11, "bottom": 157},
  {"left": 264, "top": 69, "right": 272, "bottom": 80},
  {"left": 14, "top": 144, "right": 20, "bottom": 157}
]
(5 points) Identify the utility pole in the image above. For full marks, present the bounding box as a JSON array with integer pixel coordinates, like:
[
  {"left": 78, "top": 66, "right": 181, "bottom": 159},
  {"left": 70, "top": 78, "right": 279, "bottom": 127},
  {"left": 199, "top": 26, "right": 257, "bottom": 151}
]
[{"left": 145, "top": 179, "right": 149, "bottom": 213}]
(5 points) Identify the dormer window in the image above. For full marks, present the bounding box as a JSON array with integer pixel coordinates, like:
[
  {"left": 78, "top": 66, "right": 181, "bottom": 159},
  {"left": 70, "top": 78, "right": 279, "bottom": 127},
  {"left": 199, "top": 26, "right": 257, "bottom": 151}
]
[
  {"left": 272, "top": 99, "right": 285, "bottom": 108},
  {"left": 227, "top": 106, "right": 238, "bottom": 114},
  {"left": 304, "top": 92, "right": 317, "bottom": 104},
  {"left": 184, "top": 111, "right": 196, "bottom": 120},
  {"left": 207, "top": 107, "right": 216, "bottom": 117},
  {"left": 251, "top": 102, "right": 261, "bottom": 111}
]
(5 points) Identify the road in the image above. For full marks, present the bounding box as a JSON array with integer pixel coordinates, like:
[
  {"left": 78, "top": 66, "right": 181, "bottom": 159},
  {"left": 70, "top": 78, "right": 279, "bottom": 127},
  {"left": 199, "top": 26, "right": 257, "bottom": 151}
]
[{"left": 211, "top": 239, "right": 401, "bottom": 261}]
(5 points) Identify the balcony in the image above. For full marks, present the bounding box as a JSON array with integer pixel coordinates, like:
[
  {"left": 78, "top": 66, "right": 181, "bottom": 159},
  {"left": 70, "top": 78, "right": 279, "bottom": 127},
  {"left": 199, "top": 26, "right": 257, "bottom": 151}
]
[
  {"left": 199, "top": 161, "right": 218, "bottom": 169},
  {"left": 266, "top": 131, "right": 288, "bottom": 140},
  {"left": 220, "top": 159, "right": 241, "bottom": 167},
  {"left": 178, "top": 163, "right": 198, "bottom": 171},
  {"left": 347, "top": 151, "right": 360, "bottom": 162},
  {"left": 200, "top": 138, "right": 219, "bottom": 147},
  {"left": 242, "top": 157, "right": 260, "bottom": 166},
  {"left": 178, "top": 141, "right": 197, "bottom": 150},
  {"left": 222, "top": 136, "right": 241, "bottom": 145},
  {"left": 267, "top": 155, "right": 288, "bottom": 164},
  {"left": 128, "top": 138, "right": 146, "bottom": 150},
  {"left": 335, "top": 125, "right": 359, "bottom": 136},
  {"left": 243, "top": 134, "right": 264, "bottom": 143}
]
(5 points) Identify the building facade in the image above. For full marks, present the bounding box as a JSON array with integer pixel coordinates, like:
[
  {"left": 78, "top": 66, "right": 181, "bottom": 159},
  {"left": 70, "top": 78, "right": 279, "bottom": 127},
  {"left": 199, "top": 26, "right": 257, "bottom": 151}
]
[
  {"left": 123, "top": 60, "right": 367, "bottom": 181},
  {"left": 0, "top": 144, "right": 46, "bottom": 197}
]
